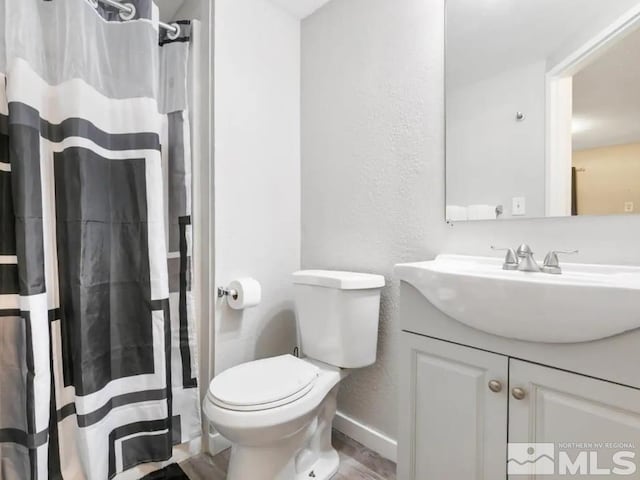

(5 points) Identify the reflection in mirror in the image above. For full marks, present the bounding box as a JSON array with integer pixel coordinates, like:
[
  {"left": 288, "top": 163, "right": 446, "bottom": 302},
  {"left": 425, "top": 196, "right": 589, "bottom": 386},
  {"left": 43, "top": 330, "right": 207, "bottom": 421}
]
[{"left": 445, "top": 0, "right": 640, "bottom": 221}]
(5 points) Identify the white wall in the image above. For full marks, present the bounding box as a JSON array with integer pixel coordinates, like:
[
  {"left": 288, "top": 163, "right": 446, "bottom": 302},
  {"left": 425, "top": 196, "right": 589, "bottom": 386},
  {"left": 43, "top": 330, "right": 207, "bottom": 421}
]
[
  {"left": 302, "top": 0, "right": 432, "bottom": 442},
  {"left": 447, "top": 61, "right": 546, "bottom": 218},
  {"left": 301, "top": 0, "right": 640, "bottom": 452},
  {"left": 214, "top": 0, "right": 301, "bottom": 375}
]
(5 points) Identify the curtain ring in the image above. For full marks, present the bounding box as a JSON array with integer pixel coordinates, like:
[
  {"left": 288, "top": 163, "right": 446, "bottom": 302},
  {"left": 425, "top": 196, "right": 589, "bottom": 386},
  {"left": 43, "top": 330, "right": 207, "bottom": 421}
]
[
  {"left": 88, "top": 0, "right": 99, "bottom": 8},
  {"left": 167, "top": 23, "right": 181, "bottom": 40},
  {"left": 118, "top": 2, "right": 137, "bottom": 21}
]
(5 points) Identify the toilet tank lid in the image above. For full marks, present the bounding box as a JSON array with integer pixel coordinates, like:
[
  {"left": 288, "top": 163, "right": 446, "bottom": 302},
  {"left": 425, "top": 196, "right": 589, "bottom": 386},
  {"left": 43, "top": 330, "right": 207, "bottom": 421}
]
[{"left": 292, "top": 270, "right": 385, "bottom": 290}]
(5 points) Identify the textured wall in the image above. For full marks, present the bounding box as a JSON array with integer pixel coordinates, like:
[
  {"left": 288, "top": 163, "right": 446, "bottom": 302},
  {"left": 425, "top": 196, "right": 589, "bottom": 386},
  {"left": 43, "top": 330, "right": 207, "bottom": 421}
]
[
  {"left": 214, "top": 0, "right": 301, "bottom": 375},
  {"left": 301, "top": 0, "right": 434, "bottom": 439},
  {"left": 302, "top": 0, "right": 640, "bottom": 443}
]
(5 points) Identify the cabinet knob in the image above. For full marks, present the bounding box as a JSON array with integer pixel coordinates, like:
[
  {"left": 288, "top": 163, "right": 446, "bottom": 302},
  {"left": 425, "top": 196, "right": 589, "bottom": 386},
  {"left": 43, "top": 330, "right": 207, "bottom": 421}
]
[
  {"left": 488, "top": 380, "right": 503, "bottom": 393},
  {"left": 512, "top": 387, "right": 527, "bottom": 400}
]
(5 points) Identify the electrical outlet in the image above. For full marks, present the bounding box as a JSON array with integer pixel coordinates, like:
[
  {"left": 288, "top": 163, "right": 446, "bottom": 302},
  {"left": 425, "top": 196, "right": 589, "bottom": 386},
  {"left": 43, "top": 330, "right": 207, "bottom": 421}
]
[
  {"left": 624, "top": 201, "right": 634, "bottom": 213},
  {"left": 512, "top": 197, "right": 526, "bottom": 216}
]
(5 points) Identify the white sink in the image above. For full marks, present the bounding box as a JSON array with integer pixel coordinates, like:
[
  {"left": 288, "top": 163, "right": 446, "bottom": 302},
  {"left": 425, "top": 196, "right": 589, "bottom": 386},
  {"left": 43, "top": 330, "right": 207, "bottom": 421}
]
[{"left": 395, "top": 255, "right": 640, "bottom": 343}]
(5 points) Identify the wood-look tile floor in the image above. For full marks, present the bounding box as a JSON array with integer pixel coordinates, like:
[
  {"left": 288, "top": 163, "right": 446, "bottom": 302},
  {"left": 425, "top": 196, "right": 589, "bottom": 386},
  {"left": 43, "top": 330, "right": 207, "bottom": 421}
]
[{"left": 179, "top": 430, "right": 396, "bottom": 480}]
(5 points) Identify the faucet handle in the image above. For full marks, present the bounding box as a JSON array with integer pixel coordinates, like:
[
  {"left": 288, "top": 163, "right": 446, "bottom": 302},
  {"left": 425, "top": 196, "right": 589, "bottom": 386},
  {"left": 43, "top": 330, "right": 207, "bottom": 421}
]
[
  {"left": 516, "top": 243, "right": 534, "bottom": 257},
  {"left": 491, "top": 246, "right": 519, "bottom": 270},
  {"left": 542, "top": 250, "right": 579, "bottom": 275}
]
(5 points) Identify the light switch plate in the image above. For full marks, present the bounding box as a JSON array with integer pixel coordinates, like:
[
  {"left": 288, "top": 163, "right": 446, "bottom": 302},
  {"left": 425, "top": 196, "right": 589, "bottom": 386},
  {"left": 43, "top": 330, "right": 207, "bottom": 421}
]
[
  {"left": 625, "top": 201, "right": 634, "bottom": 213},
  {"left": 512, "top": 197, "right": 526, "bottom": 216}
]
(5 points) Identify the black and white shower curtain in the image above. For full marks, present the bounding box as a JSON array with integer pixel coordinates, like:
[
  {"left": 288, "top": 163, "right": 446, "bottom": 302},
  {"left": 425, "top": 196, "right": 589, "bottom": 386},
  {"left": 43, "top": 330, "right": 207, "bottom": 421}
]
[{"left": 0, "top": 1, "right": 201, "bottom": 479}]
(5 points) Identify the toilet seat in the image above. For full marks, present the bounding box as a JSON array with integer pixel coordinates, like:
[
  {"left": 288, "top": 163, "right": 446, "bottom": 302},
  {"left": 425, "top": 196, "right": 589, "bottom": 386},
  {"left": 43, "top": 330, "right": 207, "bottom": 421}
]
[{"left": 209, "top": 355, "right": 320, "bottom": 412}]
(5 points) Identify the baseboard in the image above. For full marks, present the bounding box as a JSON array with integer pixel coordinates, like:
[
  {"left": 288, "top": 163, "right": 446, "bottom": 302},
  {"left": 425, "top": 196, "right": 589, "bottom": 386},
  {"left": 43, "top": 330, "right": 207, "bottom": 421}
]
[{"left": 333, "top": 411, "right": 398, "bottom": 463}]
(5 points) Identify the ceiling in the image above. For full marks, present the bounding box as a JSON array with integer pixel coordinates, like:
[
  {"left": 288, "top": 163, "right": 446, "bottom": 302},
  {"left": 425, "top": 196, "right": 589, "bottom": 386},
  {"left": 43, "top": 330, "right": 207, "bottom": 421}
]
[
  {"left": 265, "top": 0, "right": 332, "bottom": 19},
  {"left": 573, "top": 26, "right": 640, "bottom": 151}
]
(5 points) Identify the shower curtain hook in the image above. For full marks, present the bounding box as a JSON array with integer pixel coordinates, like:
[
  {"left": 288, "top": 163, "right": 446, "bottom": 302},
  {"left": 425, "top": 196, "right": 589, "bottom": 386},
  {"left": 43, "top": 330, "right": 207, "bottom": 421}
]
[
  {"left": 166, "top": 23, "right": 181, "bottom": 40},
  {"left": 118, "top": 2, "right": 136, "bottom": 21},
  {"left": 88, "top": 0, "right": 99, "bottom": 8}
]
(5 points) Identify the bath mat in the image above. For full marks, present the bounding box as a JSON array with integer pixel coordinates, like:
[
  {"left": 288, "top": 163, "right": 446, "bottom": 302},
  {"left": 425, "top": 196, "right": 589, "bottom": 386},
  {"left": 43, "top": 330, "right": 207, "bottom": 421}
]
[{"left": 141, "top": 464, "right": 190, "bottom": 480}]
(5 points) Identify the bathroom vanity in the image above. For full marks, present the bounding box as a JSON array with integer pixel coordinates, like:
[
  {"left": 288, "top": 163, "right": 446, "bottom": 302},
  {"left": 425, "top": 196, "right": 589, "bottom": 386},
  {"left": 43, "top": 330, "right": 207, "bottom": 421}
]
[
  {"left": 401, "top": 0, "right": 640, "bottom": 474},
  {"left": 395, "top": 257, "right": 640, "bottom": 479}
]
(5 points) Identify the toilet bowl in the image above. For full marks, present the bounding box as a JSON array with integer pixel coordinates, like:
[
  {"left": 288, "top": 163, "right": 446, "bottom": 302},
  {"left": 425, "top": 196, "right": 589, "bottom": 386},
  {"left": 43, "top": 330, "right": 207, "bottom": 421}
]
[
  {"left": 204, "top": 355, "right": 348, "bottom": 480},
  {"left": 204, "top": 270, "right": 385, "bottom": 480}
]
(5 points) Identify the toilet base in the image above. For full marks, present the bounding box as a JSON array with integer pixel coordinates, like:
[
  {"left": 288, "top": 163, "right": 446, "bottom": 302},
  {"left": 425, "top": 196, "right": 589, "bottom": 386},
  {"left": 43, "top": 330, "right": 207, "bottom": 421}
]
[
  {"left": 226, "top": 443, "right": 339, "bottom": 480},
  {"left": 225, "top": 384, "right": 342, "bottom": 480},
  {"left": 294, "top": 448, "right": 339, "bottom": 480}
]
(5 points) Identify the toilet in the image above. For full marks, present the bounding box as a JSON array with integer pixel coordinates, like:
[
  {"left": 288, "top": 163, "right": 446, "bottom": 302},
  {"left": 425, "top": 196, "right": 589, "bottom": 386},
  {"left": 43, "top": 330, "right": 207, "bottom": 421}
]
[{"left": 203, "top": 270, "right": 385, "bottom": 480}]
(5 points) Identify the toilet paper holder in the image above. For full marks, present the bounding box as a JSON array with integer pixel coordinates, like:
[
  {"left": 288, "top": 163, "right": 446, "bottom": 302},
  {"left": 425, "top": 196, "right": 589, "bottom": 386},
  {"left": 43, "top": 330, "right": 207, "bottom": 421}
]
[
  {"left": 217, "top": 278, "right": 262, "bottom": 310},
  {"left": 217, "top": 286, "right": 238, "bottom": 300}
]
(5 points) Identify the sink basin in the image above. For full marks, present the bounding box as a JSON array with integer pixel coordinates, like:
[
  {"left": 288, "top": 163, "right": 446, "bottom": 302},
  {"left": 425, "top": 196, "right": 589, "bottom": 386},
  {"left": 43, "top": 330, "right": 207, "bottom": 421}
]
[{"left": 395, "top": 255, "right": 640, "bottom": 343}]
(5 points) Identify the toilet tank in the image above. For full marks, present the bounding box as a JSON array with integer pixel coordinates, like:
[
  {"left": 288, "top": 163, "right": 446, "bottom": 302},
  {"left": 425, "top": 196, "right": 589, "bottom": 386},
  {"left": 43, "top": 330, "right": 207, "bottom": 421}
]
[{"left": 292, "top": 270, "right": 385, "bottom": 369}]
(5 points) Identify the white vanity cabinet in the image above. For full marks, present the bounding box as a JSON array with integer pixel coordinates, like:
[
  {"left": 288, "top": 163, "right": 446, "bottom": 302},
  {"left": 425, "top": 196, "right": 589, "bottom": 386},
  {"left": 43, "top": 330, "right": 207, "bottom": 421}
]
[
  {"left": 509, "top": 360, "right": 640, "bottom": 479},
  {"left": 399, "top": 332, "right": 640, "bottom": 480},
  {"left": 398, "top": 334, "right": 509, "bottom": 479}
]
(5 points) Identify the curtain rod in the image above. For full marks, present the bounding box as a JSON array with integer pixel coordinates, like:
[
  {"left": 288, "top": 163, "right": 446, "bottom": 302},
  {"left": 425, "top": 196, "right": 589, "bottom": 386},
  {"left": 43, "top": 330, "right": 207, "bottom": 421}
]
[{"left": 97, "top": 0, "right": 181, "bottom": 37}]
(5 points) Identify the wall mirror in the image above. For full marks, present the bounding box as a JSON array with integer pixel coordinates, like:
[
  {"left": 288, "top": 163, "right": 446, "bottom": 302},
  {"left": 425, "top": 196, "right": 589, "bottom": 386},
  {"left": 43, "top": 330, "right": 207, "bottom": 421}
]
[{"left": 445, "top": 0, "right": 640, "bottom": 221}]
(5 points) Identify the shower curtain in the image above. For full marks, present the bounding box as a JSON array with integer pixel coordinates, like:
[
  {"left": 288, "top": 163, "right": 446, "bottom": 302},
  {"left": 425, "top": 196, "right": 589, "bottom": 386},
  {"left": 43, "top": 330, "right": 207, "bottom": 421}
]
[{"left": 0, "top": 1, "right": 201, "bottom": 479}]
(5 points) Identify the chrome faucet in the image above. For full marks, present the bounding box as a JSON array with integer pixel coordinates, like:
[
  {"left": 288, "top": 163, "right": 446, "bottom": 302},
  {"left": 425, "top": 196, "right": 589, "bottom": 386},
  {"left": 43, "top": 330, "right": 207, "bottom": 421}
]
[
  {"left": 516, "top": 244, "right": 541, "bottom": 272},
  {"left": 492, "top": 245, "right": 579, "bottom": 274}
]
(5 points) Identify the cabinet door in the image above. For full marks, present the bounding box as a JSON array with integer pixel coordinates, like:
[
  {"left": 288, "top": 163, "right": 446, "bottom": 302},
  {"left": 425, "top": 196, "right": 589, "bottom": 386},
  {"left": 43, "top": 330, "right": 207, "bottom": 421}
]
[
  {"left": 509, "top": 359, "right": 640, "bottom": 479},
  {"left": 399, "top": 333, "right": 509, "bottom": 480}
]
